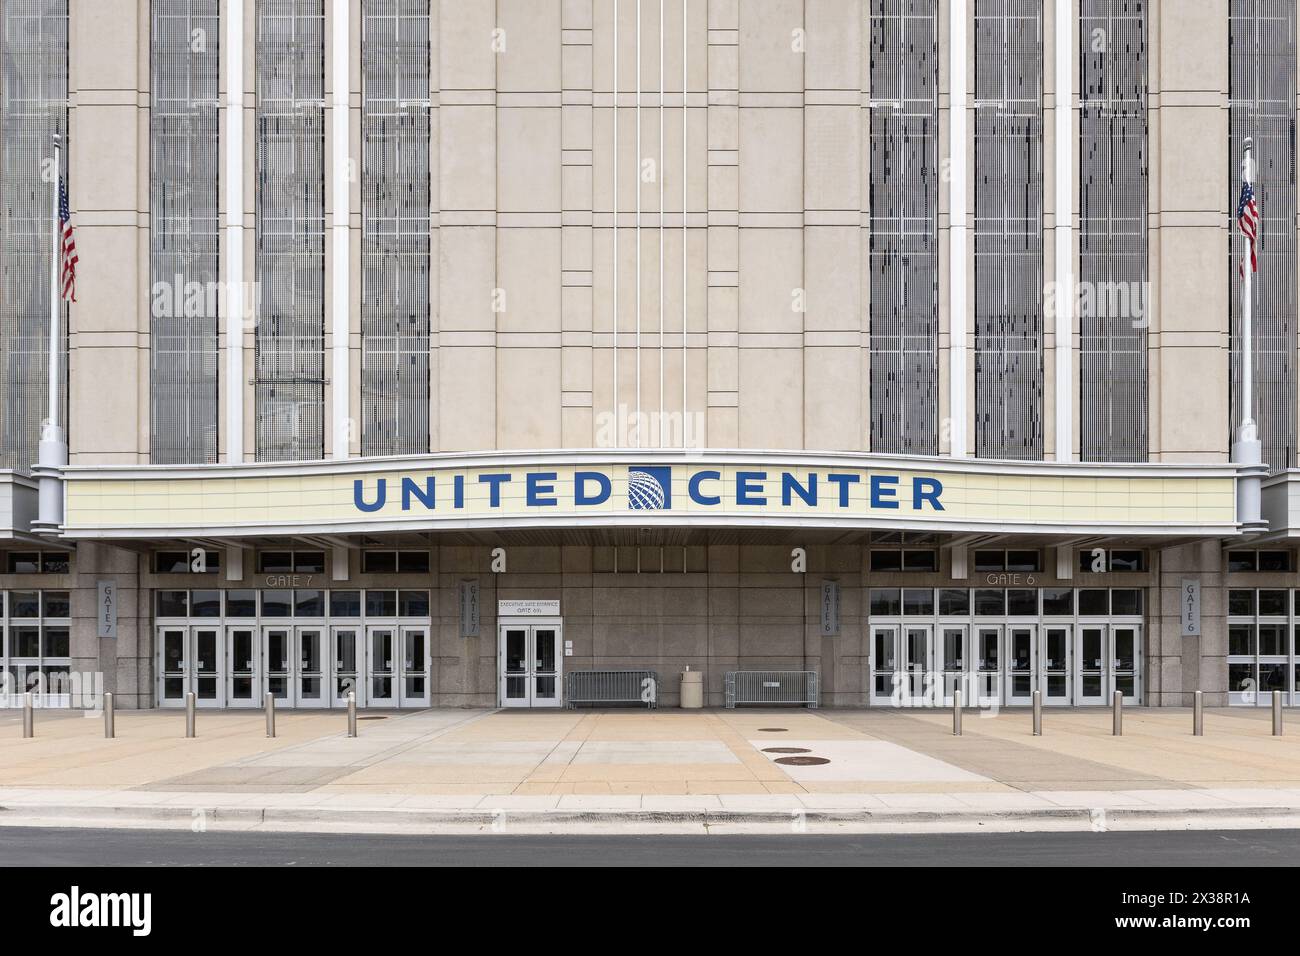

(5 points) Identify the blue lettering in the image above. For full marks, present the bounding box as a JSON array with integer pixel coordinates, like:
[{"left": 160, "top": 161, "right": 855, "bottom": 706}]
[
  {"left": 354, "top": 478, "right": 387, "bottom": 513},
  {"left": 527, "top": 472, "right": 558, "bottom": 506},
  {"left": 736, "top": 471, "right": 767, "bottom": 506},
  {"left": 781, "top": 472, "right": 817, "bottom": 506},
  {"left": 688, "top": 470, "right": 722, "bottom": 506},
  {"left": 478, "top": 473, "right": 512, "bottom": 507},
  {"left": 401, "top": 476, "right": 435, "bottom": 511},
  {"left": 913, "top": 476, "right": 944, "bottom": 511},
  {"left": 870, "top": 475, "right": 900, "bottom": 509},
  {"left": 826, "top": 473, "right": 860, "bottom": 507},
  {"left": 574, "top": 471, "right": 612, "bottom": 505}
]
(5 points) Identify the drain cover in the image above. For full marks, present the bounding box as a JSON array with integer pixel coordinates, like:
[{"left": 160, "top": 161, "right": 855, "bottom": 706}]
[
  {"left": 774, "top": 755, "right": 830, "bottom": 766},
  {"left": 762, "top": 747, "right": 811, "bottom": 754},
  {"left": 757, "top": 727, "right": 788, "bottom": 733}
]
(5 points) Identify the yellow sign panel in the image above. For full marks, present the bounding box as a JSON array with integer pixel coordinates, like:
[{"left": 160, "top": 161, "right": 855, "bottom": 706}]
[{"left": 60, "top": 457, "right": 1239, "bottom": 536}]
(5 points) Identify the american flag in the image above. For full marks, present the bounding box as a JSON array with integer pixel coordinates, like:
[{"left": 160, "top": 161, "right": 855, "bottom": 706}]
[
  {"left": 1237, "top": 178, "right": 1259, "bottom": 279},
  {"left": 58, "top": 177, "right": 77, "bottom": 302}
]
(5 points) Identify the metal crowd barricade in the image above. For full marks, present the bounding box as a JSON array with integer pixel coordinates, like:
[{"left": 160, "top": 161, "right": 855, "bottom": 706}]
[
  {"left": 725, "top": 671, "right": 819, "bottom": 709},
  {"left": 564, "top": 670, "right": 660, "bottom": 709}
]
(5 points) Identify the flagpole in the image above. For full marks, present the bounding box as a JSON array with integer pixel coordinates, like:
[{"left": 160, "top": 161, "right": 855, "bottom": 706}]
[
  {"left": 35, "top": 132, "right": 67, "bottom": 532},
  {"left": 1234, "top": 136, "right": 1265, "bottom": 530}
]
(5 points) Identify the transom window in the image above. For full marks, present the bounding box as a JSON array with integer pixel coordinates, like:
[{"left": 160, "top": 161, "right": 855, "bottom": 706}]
[
  {"left": 973, "top": 550, "right": 1041, "bottom": 573},
  {"left": 360, "top": 550, "right": 431, "bottom": 574},
  {"left": 868, "top": 549, "right": 938, "bottom": 573},
  {"left": 1226, "top": 550, "right": 1293, "bottom": 573},
  {"left": 153, "top": 549, "right": 221, "bottom": 574},
  {"left": 156, "top": 588, "right": 429, "bottom": 620},
  {"left": 869, "top": 587, "right": 1141, "bottom": 619},
  {"left": 256, "top": 551, "right": 326, "bottom": 574},
  {"left": 3, "top": 551, "right": 71, "bottom": 574}
]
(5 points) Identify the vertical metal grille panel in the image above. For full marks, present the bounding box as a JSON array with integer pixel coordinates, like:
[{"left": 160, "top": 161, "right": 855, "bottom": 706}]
[
  {"left": 1229, "top": 0, "right": 1297, "bottom": 473},
  {"left": 150, "top": 0, "right": 220, "bottom": 463},
  {"left": 868, "top": 0, "right": 939, "bottom": 456},
  {"left": 254, "top": 0, "right": 325, "bottom": 461},
  {"left": 0, "top": 0, "right": 68, "bottom": 472},
  {"left": 973, "top": 0, "right": 1043, "bottom": 460},
  {"left": 360, "top": 0, "right": 430, "bottom": 456},
  {"left": 1079, "top": 0, "right": 1148, "bottom": 462}
]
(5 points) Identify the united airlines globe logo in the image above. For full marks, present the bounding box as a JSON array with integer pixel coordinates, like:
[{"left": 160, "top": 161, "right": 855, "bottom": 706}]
[{"left": 627, "top": 467, "right": 672, "bottom": 510}]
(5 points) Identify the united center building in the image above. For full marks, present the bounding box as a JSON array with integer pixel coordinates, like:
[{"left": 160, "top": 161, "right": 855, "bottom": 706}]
[{"left": 2, "top": 0, "right": 1299, "bottom": 711}]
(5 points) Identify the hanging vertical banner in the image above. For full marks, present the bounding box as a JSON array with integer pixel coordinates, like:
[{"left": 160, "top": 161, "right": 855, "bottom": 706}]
[
  {"left": 820, "top": 580, "right": 840, "bottom": 636},
  {"left": 1181, "top": 579, "right": 1201, "bottom": 637},
  {"left": 96, "top": 580, "right": 117, "bottom": 638},
  {"left": 459, "top": 579, "right": 480, "bottom": 637}
]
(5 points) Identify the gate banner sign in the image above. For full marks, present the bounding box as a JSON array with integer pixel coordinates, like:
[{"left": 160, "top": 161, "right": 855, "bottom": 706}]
[
  {"left": 1181, "top": 579, "right": 1201, "bottom": 637},
  {"left": 59, "top": 452, "right": 1241, "bottom": 538},
  {"left": 96, "top": 580, "right": 117, "bottom": 638}
]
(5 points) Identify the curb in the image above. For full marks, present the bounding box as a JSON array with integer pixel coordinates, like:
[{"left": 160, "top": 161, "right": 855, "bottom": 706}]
[{"left": 2, "top": 802, "right": 1299, "bottom": 832}]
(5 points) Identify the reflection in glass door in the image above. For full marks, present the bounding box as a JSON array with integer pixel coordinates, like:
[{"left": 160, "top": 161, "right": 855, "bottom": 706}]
[
  {"left": 532, "top": 627, "right": 560, "bottom": 706},
  {"left": 903, "top": 625, "right": 932, "bottom": 704},
  {"left": 159, "top": 627, "right": 188, "bottom": 705},
  {"left": 501, "top": 626, "right": 529, "bottom": 707},
  {"left": 297, "top": 628, "right": 325, "bottom": 706},
  {"left": 1076, "top": 626, "right": 1106, "bottom": 705},
  {"left": 1006, "top": 626, "right": 1036, "bottom": 705},
  {"left": 974, "top": 627, "right": 1001, "bottom": 705},
  {"left": 399, "top": 626, "right": 430, "bottom": 707},
  {"left": 368, "top": 627, "right": 397, "bottom": 706},
  {"left": 226, "top": 626, "right": 258, "bottom": 707},
  {"left": 1041, "top": 626, "right": 1071, "bottom": 704},
  {"left": 1112, "top": 626, "right": 1140, "bottom": 702},
  {"left": 193, "top": 627, "right": 222, "bottom": 705},
  {"left": 263, "top": 627, "right": 291, "bottom": 702},
  {"left": 940, "top": 626, "right": 966, "bottom": 706},
  {"left": 497, "top": 623, "right": 564, "bottom": 707},
  {"left": 332, "top": 627, "right": 362, "bottom": 707},
  {"left": 870, "top": 626, "right": 898, "bottom": 705}
]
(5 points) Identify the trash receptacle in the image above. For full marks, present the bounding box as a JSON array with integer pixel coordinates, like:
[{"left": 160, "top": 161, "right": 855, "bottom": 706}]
[{"left": 680, "top": 669, "right": 703, "bottom": 709}]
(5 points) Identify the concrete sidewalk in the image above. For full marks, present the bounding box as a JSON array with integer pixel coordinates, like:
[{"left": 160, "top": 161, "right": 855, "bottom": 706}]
[{"left": 0, "top": 706, "right": 1299, "bottom": 833}]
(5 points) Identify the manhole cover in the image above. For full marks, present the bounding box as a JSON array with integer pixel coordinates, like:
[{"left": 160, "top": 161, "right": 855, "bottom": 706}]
[
  {"left": 774, "top": 755, "right": 830, "bottom": 767},
  {"left": 757, "top": 727, "right": 788, "bottom": 733},
  {"left": 762, "top": 746, "right": 811, "bottom": 754},
  {"left": 357, "top": 716, "right": 388, "bottom": 721}
]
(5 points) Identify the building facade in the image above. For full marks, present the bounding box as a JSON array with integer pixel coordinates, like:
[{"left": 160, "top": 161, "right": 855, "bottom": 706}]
[{"left": 0, "top": 0, "right": 1298, "bottom": 710}]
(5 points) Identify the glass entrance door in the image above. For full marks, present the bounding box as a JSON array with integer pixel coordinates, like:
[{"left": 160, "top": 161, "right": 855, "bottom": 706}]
[
  {"left": 939, "top": 626, "right": 967, "bottom": 706},
  {"left": 226, "top": 626, "right": 258, "bottom": 707},
  {"left": 1075, "top": 626, "right": 1107, "bottom": 705},
  {"left": 296, "top": 627, "right": 326, "bottom": 706},
  {"left": 193, "top": 627, "right": 222, "bottom": 706},
  {"left": 262, "top": 627, "right": 292, "bottom": 702},
  {"left": 973, "top": 626, "right": 1001, "bottom": 706},
  {"left": 157, "top": 626, "right": 224, "bottom": 707},
  {"left": 1006, "top": 626, "right": 1036, "bottom": 705},
  {"left": 367, "top": 626, "right": 397, "bottom": 707},
  {"left": 332, "top": 626, "right": 363, "bottom": 707},
  {"left": 159, "top": 627, "right": 188, "bottom": 706},
  {"left": 870, "top": 625, "right": 898, "bottom": 705},
  {"left": 1041, "top": 626, "right": 1072, "bottom": 705},
  {"left": 1112, "top": 625, "right": 1140, "bottom": 703},
  {"left": 497, "top": 622, "right": 564, "bottom": 708},
  {"left": 902, "top": 625, "right": 933, "bottom": 704},
  {"left": 398, "top": 626, "right": 430, "bottom": 707}
]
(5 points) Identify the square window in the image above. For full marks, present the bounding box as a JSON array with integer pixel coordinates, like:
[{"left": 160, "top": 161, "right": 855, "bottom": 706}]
[
  {"left": 902, "top": 589, "right": 934, "bottom": 616},
  {"left": 1078, "top": 589, "right": 1109, "bottom": 616},
  {"left": 902, "top": 550, "right": 937, "bottom": 572},
  {"left": 226, "top": 590, "right": 257, "bottom": 618},
  {"left": 1005, "top": 551, "right": 1040, "bottom": 573},
  {"left": 1228, "top": 589, "right": 1256, "bottom": 617},
  {"left": 973, "top": 551, "right": 1004, "bottom": 572},
  {"left": 191, "top": 590, "right": 221, "bottom": 618},
  {"left": 330, "top": 590, "right": 362, "bottom": 617},
  {"left": 12, "top": 626, "right": 38, "bottom": 657},
  {"left": 40, "top": 553, "right": 70, "bottom": 574},
  {"left": 1006, "top": 589, "right": 1037, "bottom": 616},
  {"left": 1259, "top": 624, "right": 1287, "bottom": 656},
  {"left": 1111, "top": 589, "right": 1142, "bottom": 616},
  {"left": 1042, "top": 588, "right": 1074, "bottom": 615},
  {"left": 938, "top": 589, "right": 970, "bottom": 616},
  {"left": 295, "top": 590, "right": 325, "bottom": 617},
  {"left": 1259, "top": 589, "right": 1288, "bottom": 617},
  {"left": 294, "top": 552, "right": 326, "bottom": 574},
  {"left": 6, "top": 553, "right": 39, "bottom": 574},
  {"left": 1227, "top": 552, "right": 1257, "bottom": 573},
  {"left": 973, "top": 590, "right": 1006, "bottom": 616},
  {"left": 1079, "top": 550, "right": 1101, "bottom": 573},
  {"left": 41, "top": 592, "right": 71, "bottom": 619},
  {"left": 42, "top": 626, "right": 69, "bottom": 657},
  {"left": 869, "top": 589, "right": 901, "bottom": 617},
  {"left": 1228, "top": 662, "right": 1255, "bottom": 693},
  {"left": 1109, "top": 550, "right": 1144, "bottom": 572},
  {"left": 366, "top": 590, "right": 397, "bottom": 617},
  {"left": 362, "top": 551, "right": 398, "bottom": 574},
  {"left": 869, "top": 551, "right": 901, "bottom": 573},
  {"left": 1259, "top": 551, "right": 1291, "bottom": 572},
  {"left": 156, "top": 590, "right": 188, "bottom": 618},
  {"left": 257, "top": 552, "right": 293, "bottom": 574},
  {"left": 261, "top": 590, "right": 292, "bottom": 618},
  {"left": 154, "top": 551, "right": 190, "bottom": 574},
  {"left": 398, "top": 551, "right": 430, "bottom": 574},
  {"left": 399, "top": 590, "right": 430, "bottom": 617},
  {"left": 1229, "top": 624, "right": 1256, "bottom": 656}
]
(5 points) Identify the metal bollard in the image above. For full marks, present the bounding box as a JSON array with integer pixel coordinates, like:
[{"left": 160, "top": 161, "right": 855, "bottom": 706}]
[
  {"left": 1112, "top": 690, "right": 1123, "bottom": 736},
  {"left": 265, "top": 692, "right": 276, "bottom": 738},
  {"left": 1193, "top": 690, "right": 1203, "bottom": 736},
  {"left": 103, "top": 692, "right": 115, "bottom": 739},
  {"left": 1032, "top": 689, "right": 1042, "bottom": 736},
  {"left": 22, "top": 692, "right": 33, "bottom": 738},
  {"left": 1274, "top": 689, "right": 1284, "bottom": 737},
  {"left": 185, "top": 691, "right": 196, "bottom": 738},
  {"left": 347, "top": 692, "right": 357, "bottom": 738},
  {"left": 952, "top": 689, "right": 962, "bottom": 736}
]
